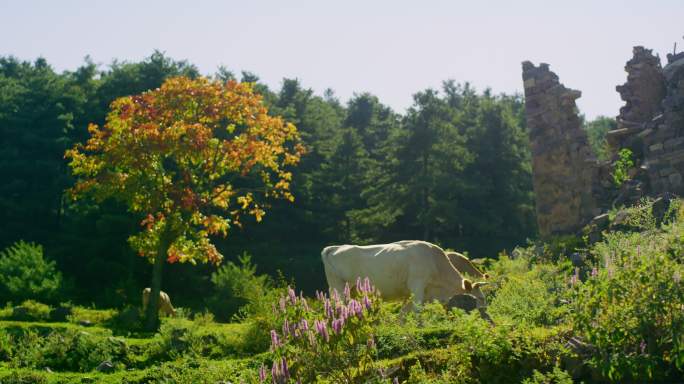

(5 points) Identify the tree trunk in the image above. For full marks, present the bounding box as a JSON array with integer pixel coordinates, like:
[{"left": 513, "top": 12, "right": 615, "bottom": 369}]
[{"left": 145, "top": 227, "right": 172, "bottom": 331}]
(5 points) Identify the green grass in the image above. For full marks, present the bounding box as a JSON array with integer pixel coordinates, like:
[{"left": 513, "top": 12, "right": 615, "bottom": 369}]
[{"left": 0, "top": 198, "right": 681, "bottom": 383}]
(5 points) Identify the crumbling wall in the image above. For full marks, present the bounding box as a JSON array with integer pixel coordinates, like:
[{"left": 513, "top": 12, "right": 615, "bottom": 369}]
[
  {"left": 608, "top": 47, "right": 665, "bottom": 154},
  {"left": 521, "top": 45, "right": 684, "bottom": 238},
  {"left": 521, "top": 62, "right": 600, "bottom": 237},
  {"left": 606, "top": 47, "right": 684, "bottom": 195},
  {"left": 647, "top": 52, "right": 684, "bottom": 193}
]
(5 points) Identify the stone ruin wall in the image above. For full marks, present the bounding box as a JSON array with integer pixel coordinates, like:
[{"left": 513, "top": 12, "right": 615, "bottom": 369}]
[
  {"left": 522, "top": 46, "right": 684, "bottom": 237},
  {"left": 521, "top": 62, "right": 600, "bottom": 237}
]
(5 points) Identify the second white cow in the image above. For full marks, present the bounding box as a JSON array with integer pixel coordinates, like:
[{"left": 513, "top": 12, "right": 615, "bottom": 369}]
[{"left": 321, "top": 240, "right": 488, "bottom": 308}]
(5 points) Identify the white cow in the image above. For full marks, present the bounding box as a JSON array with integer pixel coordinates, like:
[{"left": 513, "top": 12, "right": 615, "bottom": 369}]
[
  {"left": 142, "top": 288, "right": 176, "bottom": 317},
  {"left": 321, "top": 240, "right": 488, "bottom": 308}
]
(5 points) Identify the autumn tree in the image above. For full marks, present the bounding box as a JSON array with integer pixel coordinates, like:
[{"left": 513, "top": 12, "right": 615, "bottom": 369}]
[{"left": 66, "top": 77, "right": 304, "bottom": 329}]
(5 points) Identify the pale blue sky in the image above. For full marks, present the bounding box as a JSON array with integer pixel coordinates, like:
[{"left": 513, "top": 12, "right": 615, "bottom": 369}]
[{"left": 1, "top": 0, "right": 682, "bottom": 119}]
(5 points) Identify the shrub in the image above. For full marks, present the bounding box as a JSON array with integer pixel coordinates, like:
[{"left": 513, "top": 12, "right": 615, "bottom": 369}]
[
  {"left": 521, "top": 366, "right": 573, "bottom": 384},
  {"left": 572, "top": 229, "right": 684, "bottom": 381},
  {"left": 3, "top": 327, "right": 129, "bottom": 372},
  {"left": 108, "top": 306, "right": 144, "bottom": 332},
  {"left": 0, "top": 241, "right": 62, "bottom": 304},
  {"left": 0, "top": 370, "right": 48, "bottom": 384},
  {"left": 207, "top": 253, "right": 273, "bottom": 322},
  {"left": 258, "top": 279, "right": 382, "bottom": 383},
  {"left": 486, "top": 255, "right": 571, "bottom": 326},
  {"left": 612, "top": 148, "right": 634, "bottom": 187},
  {"left": 150, "top": 318, "right": 249, "bottom": 361},
  {"left": 11, "top": 300, "right": 51, "bottom": 322}
]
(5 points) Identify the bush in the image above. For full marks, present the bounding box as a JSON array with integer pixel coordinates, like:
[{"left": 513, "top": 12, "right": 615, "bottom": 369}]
[
  {"left": 207, "top": 253, "right": 273, "bottom": 322},
  {"left": 259, "top": 280, "right": 383, "bottom": 383},
  {"left": 486, "top": 255, "right": 571, "bottom": 326},
  {"left": 11, "top": 300, "right": 52, "bottom": 322},
  {"left": 150, "top": 318, "right": 250, "bottom": 361},
  {"left": 572, "top": 228, "right": 684, "bottom": 381},
  {"left": 521, "top": 366, "right": 573, "bottom": 384},
  {"left": 2, "top": 327, "right": 129, "bottom": 372},
  {"left": 0, "top": 241, "right": 62, "bottom": 304}
]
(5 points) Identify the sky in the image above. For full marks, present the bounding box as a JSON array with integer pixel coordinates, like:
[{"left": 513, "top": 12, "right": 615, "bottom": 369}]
[{"left": 1, "top": 0, "right": 682, "bottom": 119}]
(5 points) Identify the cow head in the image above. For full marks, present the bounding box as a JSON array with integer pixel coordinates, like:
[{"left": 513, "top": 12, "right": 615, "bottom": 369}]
[{"left": 462, "top": 280, "right": 489, "bottom": 308}]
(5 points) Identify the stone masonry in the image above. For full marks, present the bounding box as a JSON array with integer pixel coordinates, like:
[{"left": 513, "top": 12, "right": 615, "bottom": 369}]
[
  {"left": 521, "top": 62, "right": 600, "bottom": 237},
  {"left": 608, "top": 47, "right": 684, "bottom": 195},
  {"left": 608, "top": 47, "right": 665, "bottom": 155},
  {"left": 521, "top": 45, "right": 684, "bottom": 237}
]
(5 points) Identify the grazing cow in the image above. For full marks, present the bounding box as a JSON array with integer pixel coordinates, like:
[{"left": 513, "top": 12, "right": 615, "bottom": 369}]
[
  {"left": 321, "top": 240, "right": 489, "bottom": 309},
  {"left": 142, "top": 288, "right": 176, "bottom": 317}
]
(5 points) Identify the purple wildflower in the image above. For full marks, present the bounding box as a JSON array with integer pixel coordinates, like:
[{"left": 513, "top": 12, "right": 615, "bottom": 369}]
[
  {"left": 288, "top": 286, "right": 297, "bottom": 305},
  {"left": 363, "top": 295, "right": 372, "bottom": 310},
  {"left": 301, "top": 297, "right": 310, "bottom": 312},
  {"left": 356, "top": 277, "right": 363, "bottom": 293},
  {"left": 570, "top": 267, "right": 579, "bottom": 286},
  {"left": 348, "top": 299, "right": 363, "bottom": 318},
  {"left": 591, "top": 267, "right": 598, "bottom": 277},
  {"left": 279, "top": 297, "right": 287, "bottom": 313},
  {"left": 337, "top": 303, "right": 348, "bottom": 321},
  {"left": 270, "top": 330, "right": 280, "bottom": 350},
  {"left": 300, "top": 319, "right": 309, "bottom": 331},
  {"left": 393, "top": 377, "right": 399, "bottom": 384},
  {"left": 281, "top": 357, "right": 290, "bottom": 380},
  {"left": 315, "top": 319, "right": 330, "bottom": 342},
  {"left": 324, "top": 298, "right": 333, "bottom": 319},
  {"left": 344, "top": 282, "right": 351, "bottom": 300},
  {"left": 364, "top": 277, "right": 372, "bottom": 293},
  {"left": 640, "top": 340, "right": 647, "bottom": 354},
  {"left": 271, "top": 360, "right": 279, "bottom": 382},
  {"left": 282, "top": 319, "right": 290, "bottom": 337},
  {"left": 331, "top": 288, "right": 340, "bottom": 302},
  {"left": 332, "top": 318, "right": 343, "bottom": 334},
  {"left": 258, "top": 364, "right": 267, "bottom": 383}
]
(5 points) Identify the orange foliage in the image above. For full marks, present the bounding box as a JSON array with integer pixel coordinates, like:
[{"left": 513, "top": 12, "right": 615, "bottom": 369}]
[{"left": 66, "top": 77, "right": 304, "bottom": 265}]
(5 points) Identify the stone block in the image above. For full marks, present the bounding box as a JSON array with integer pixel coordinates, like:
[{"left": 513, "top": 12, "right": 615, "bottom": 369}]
[
  {"left": 669, "top": 172, "right": 682, "bottom": 187},
  {"left": 649, "top": 143, "right": 664, "bottom": 152},
  {"left": 664, "top": 137, "right": 684, "bottom": 150},
  {"left": 659, "top": 167, "right": 676, "bottom": 177}
]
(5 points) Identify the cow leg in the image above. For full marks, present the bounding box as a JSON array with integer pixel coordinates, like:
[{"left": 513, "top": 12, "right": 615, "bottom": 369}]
[
  {"left": 323, "top": 264, "right": 346, "bottom": 295},
  {"left": 406, "top": 277, "right": 426, "bottom": 311}
]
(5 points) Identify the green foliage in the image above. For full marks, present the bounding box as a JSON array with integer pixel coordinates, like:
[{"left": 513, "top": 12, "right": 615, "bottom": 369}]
[
  {"left": 572, "top": 225, "right": 684, "bottom": 381},
  {"left": 612, "top": 148, "right": 635, "bottom": 187},
  {"left": 10, "top": 300, "right": 52, "bottom": 322},
  {"left": 0, "top": 326, "right": 128, "bottom": 372},
  {"left": 68, "top": 307, "right": 117, "bottom": 325},
  {"left": 487, "top": 254, "right": 571, "bottom": 326},
  {"left": 207, "top": 253, "right": 273, "bottom": 322},
  {"left": 521, "top": 365, "right": 573, "bottom": 384},
  {"left": 0, "top": 241, "right": 62, "bottom": 305},
  {"left": 0, "top": 53, "right": 540, "bottom": 306},
  {"left": 583, "top": 115, "right": 616, "bottom": 161}
]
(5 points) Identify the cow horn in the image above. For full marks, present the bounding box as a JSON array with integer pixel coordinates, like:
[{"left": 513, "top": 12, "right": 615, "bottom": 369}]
[
  {"left": 473, "top": 281, "right": 490, "bottom": 289},
  {"left": 462, "top": 279, "right": 473, "bottom": 291}
]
